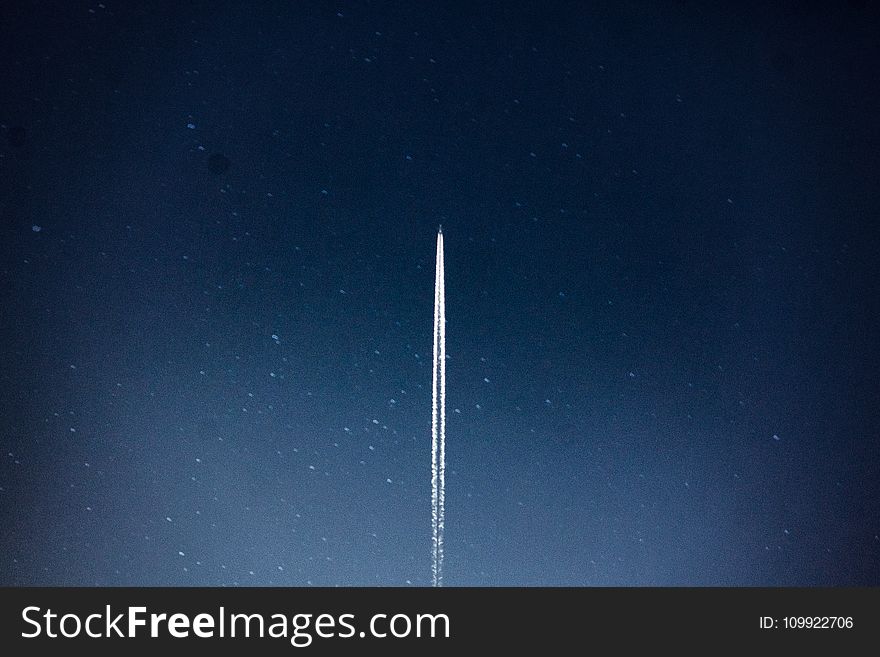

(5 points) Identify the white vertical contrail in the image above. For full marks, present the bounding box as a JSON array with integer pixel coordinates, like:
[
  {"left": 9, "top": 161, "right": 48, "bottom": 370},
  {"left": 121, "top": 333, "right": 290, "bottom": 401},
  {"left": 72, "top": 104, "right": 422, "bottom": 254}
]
[{"left": 431, "top": 226, "right": 446, "bottom": 586}]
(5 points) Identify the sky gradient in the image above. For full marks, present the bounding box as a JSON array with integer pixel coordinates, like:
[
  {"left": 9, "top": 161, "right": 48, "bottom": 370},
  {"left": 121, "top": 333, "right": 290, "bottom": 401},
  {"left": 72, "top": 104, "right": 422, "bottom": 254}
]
[{"left": 1, "top": 0, "right": 878, "bottom": 586}]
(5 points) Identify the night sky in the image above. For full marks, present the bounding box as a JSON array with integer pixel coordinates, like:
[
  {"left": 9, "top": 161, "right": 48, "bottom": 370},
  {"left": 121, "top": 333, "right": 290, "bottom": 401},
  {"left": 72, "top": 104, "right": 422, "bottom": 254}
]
[{"left": 1, "top": 1, "right": 879, "bottom": 586}]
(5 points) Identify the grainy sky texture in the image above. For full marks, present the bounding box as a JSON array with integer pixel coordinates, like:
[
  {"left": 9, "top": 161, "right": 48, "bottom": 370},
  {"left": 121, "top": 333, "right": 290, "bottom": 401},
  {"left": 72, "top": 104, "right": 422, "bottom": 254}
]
[{"left": 1, "top": 1, "right": 878, "bottom": 585}]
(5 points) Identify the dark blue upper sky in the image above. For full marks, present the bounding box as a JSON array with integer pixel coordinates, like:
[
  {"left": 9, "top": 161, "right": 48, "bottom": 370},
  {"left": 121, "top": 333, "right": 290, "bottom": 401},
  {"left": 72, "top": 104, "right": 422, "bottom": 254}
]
[{"left": 1, "top": 0, "right": 878, "bottom": 585}]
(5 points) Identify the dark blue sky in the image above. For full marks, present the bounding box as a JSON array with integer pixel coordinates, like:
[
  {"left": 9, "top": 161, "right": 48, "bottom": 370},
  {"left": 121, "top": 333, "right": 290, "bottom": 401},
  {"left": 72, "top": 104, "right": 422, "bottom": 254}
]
[{"left": 1, "top": 0, "right": 878, "bottom": 585}]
